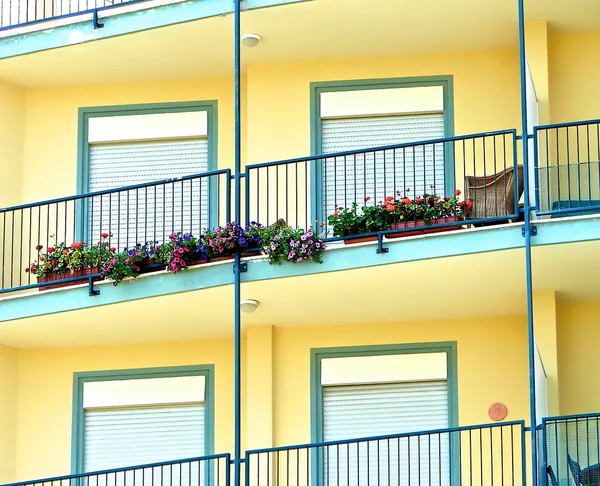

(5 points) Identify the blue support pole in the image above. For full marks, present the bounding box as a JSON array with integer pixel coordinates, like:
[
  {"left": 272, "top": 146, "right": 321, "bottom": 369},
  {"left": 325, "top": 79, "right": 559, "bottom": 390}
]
[
  {"left": 233, "top": 1, "right": 243, "bottom": 486},
  {"left": 517, "top": 1, "right": 538, "bottom": 485}
]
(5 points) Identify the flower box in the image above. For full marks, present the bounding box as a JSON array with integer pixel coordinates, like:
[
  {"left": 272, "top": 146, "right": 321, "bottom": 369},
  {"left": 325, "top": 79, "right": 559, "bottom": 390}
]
[
  {"left": 387, "top": 216, "right": 463, "bottom": 239},
  {"left": 343, "top": 235, "right": 379, "bottom": 245},
  {"left": 139, "top": 258, "right": 166, "bottom": 274},
  {"left": 38, "top": 267, "right": 103, "bottom": 291}
]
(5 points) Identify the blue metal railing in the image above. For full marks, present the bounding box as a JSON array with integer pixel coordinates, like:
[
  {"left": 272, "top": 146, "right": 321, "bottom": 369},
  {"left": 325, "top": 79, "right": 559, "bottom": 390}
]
[
  {"left": 245, "top": 130, "right": 522, "bottom": 239},
  {"left": 0, "top": 169, "right": 231, "bottom": 293},
  {"left": 541, "top": 412, "right": 600, "bottom": 486},
  {"left": 1, "top": 453, "right": 231, "bottom": 486},
  {"left": 0, "top": 0, "right": 143, "bottom": 32},
  {"left": 534, "top": 119, "right": 600, "bottom": 218},
  {"left": 245, "top": 421, "right": 527, "bottom": 486}
]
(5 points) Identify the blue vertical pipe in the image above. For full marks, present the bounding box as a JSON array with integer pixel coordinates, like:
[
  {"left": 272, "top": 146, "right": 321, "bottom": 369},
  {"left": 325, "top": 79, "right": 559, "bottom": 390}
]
[
  {"left": 517, "top": 0, "right": 538, "bottom": 485},
  {"left": 233, "top": 1, "right": 243, "bottom": 486}
]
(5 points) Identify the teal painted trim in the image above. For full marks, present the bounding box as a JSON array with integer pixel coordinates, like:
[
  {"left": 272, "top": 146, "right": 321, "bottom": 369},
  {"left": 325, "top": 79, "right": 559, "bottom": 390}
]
[
  {"left": 76, "top": 100, "right": 218, "bottom": 238},
  {"left": 4, "top": 216, "right": 600, "bottom": 322},
  {"left": 71, "top": 364, "right": 215, "bottom": 474},
  {"left": 0, "top": 0, "right": 309, "bottom": 60},
  {"left": 309, "top": 76, "right": 455, "bottom": 223},
  {"left": 310, "top": 342, "right": 458, "bottom": 486}
]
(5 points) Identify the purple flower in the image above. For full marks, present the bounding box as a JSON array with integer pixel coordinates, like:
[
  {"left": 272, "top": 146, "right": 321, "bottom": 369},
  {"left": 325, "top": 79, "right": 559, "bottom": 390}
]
[
  {"left": 316, "top": 243, "right": 321, "bottom": 248},
  {"left": 297, "top": 257, "right": 302, "bottom": 262},
  {"left": 301, "top": 234, "right": 307, "bottom": 241},
  {"left": 183, "top": 233, "right": 191, "bottom": 241},
  {"left": 288, "top": 251, "right": 295, "bottom": 259}
]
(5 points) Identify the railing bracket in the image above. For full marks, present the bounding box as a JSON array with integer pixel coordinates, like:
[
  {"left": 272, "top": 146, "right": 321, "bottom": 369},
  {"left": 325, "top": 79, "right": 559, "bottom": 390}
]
[
  {"left": 376, "top": 234, "right": 388, "bottom": 254},
  {"left": 88, "top": 277, "right": 100, "bottom": 297},
  {"left": 234, "top": 262, "right": 248, "bottom": 274},
  {"left": 522, "top": 226, "right": 537, "bottom": 237},
  {"left": 93, "top": 10, "right": 104, "bottom": 29}
]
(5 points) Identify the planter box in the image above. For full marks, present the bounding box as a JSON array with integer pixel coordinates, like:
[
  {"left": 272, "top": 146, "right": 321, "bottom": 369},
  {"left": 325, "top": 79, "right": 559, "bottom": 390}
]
[
  {"left": 139, "top": 258, "right": 166, "bottom": 274},
  {"left": 343, "top": 235, "right": 379, "bottom": 245},
  {"left": 38, "top": 267, "right": 103, "bottom": 291},
  {"left": 388, "top": 217, "right": 464, "bottom": 239}
]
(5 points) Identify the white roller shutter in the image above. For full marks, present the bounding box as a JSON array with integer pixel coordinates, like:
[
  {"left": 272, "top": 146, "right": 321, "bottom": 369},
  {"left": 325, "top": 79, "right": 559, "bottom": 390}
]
[
  {"left": 321, "top": 114, "right": 445, "bottom": 227},
  {"left": 88, "top": 138, "right": 209, "bottom": 249},
  {"left": 83, "top": 403, "right": 205, "bottom": 472},
  {"left": 323, "top": 381, "right": 449, "bottom": 486}
]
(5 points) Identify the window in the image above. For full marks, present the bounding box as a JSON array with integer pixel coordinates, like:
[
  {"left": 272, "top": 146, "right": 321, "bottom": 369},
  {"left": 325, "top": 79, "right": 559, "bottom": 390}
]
[
  {"left": 78, "top": 102, "right": 217, "bottom": 249},
  {"left": 312, "top": 344, "right": 457, "bottom": 486},
  {"left": 311, "top": 78, "right": 453, "bottom": 228},
  {"left": 72, "top": 366, "right": 214, "bottom": 474}
]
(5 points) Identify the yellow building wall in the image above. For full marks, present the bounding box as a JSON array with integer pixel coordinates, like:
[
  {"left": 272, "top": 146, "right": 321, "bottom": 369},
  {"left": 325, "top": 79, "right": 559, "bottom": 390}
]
[
  {"left": 0, "top": 80, "right": 25, "bottom": 208},
  {"left": 557, "top": 301, "right": 600, "bottom": 415},
  {"left": 14, "top": 339, "right": 235, "bottom": 482},
  {"left": 271, "top": 317, "right": 530, "bottom": 447},
  {"left": 21, "top": 77, "right": 235, "bottom": 203},
  {"left": 246, "top": 50, "right": 522, "bottom": 166},
  {"left": 549, "top": 30, "right": 600, "bottom": 124},
  {"left": 0, "top": 344, "right": 18, "bottom": 484}
]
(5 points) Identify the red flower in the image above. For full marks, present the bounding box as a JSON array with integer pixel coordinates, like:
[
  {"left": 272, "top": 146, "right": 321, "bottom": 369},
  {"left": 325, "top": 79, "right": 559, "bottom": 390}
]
[
  {"left": 62, "top": 250, "right": 69, "bottom": 255},
  {"left": 402, "top": 198, "right": 411, "bottom": 205},
  {"left": 466, "top": 200, "right": 474, "bottom": 210},
  {"left": 386, "top": 196, "right": 394, "bottom": 202},
  {"left": 454, "top": 189, "right": 461, "bottom": 196},
  {"left": 36, "top": 245, "right": 43, "bottom": 251},
  {"left": 416, "top": 198, "right": 423, "bottom": 204},
  {"left": 40, "top": 256, "right": 45, "bottom": 262},
  {"left": 364, "top": 196, "right": 371, "bottom": 202},
  {"left": 30, "top": 264, "right": 37, "bottom": 272},
  {"left": 71, "top": 242, "right": 84, "bottom": 250},
  {"left": 110, "top": 247, "right": 116, "bottom": 253},
  {"left": 24, "top": 267, "right": 29, "bottom": 273},
  {"left": 385, "top": 203, "right": 395, "bottom": 211},
  {"left": 333, "top": 211, "right": 339, "bottom": 217},
  {"left": 51, "top": 259, "right": 57, "bottom": 267},
  {"left": 444, "top": 197, "right": 450, "bottom": 202},
  {"left": 47, "top": 247, "right": 54, "bottom": 253},
  {"left": 101, "top": 232, "right": 109, "bottom": 239}
]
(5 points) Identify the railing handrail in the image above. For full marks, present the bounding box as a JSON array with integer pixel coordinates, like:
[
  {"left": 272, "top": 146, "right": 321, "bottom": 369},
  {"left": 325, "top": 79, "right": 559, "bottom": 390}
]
[
  {"left": 1, "top": 453, "right": 231, "bottom": 486},
  {"left": 245, "top": 420, "right": 526, "bottom": 455},
  {"left": 246, "top": 129, "right": 518, "bottom": 170},
  {"left": 0, "top": 169, "right": 231, "bottom": 214},
  {"left": 542, "top": 411, "right": 600, "bottom": 423},
  {"left": 534, "top": 118, "right": 600, "bottom": 132}
]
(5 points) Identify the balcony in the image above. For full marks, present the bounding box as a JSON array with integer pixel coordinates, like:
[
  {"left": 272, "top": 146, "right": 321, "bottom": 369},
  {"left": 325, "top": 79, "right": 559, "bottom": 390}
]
[{"left": 5, "top": 414, "right": 600, "bottom": 486}]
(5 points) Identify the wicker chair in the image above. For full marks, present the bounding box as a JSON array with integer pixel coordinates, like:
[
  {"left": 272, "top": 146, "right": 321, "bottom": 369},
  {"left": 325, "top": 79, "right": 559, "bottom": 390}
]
[{"left": 465, "top": 165, "right": 524, "bottom": 220}]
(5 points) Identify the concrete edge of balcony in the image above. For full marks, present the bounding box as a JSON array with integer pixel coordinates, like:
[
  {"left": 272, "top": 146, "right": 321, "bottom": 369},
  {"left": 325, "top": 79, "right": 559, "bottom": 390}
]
[
  {"left": 0, "top": 215, "right": 598, "bottom": 323},
  {"left": 0, "top": 0, "right": 308, "bottom": 60}
]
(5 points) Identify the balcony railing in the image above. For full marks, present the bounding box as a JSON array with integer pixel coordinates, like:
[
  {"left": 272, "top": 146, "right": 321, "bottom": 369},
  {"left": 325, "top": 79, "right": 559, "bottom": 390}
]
[
  {"left": 245, "top": 422, "right": 527, "bottom": 486},
  {"left": 246, "top": 130, "right": 522, "bottom": 240},
  {"left": 1, "top": 454, "right": 231, "bottom": 486},
  {"left": 0, "top": 0, "right": 143, "bottom": 31},
  {"left": 0, "top": 169, "right": 230, "bottom": 293},
  {"left": 2, "top": 120, "right": 600, "bottom": 296},
  {"left": 541, "top": 412, "right": 600, "bottom": 486},
  {"left": 535, "top": 119, "right": 600, "bottom": 217}
]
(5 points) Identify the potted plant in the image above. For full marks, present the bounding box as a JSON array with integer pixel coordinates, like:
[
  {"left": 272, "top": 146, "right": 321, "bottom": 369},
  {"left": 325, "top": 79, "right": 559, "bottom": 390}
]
[
  {"left": 163, "top": 232, "right": 200, "bottom": 273},
  {"left": 101, "top": 249, "right": 142, "bottom": 285},
  {"left": 388, "top": 189, "right": 473, "bottom": 238},
  {"left": 260, "top": 223, "right": 326, "bottom": 265},
  {"left": 327, "top": 197, "right": 391, "bottom": 244},
  {"left": 204, "top": 222, "right": 246, "bottom": 261}
]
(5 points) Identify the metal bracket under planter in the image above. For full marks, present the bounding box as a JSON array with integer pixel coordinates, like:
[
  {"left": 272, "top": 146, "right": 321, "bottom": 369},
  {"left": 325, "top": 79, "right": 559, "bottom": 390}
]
[
  {"left": 376, "top": 234, "right": 388, "bottom": 254},
  {"left": 522, "top": 226, "right": 538, "bottom": 237},
  {"left": 234, "top": 262, "right": 248, "bottom": 274},
  {"left": 93, "top": 10, "right": 104, "bottom": 29},
  {"left": 88, "top": 276, "right": 100, "bottom": 297}
]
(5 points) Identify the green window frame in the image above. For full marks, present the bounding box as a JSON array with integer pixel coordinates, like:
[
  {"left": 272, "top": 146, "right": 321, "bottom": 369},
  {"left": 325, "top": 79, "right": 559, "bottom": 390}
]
[
  {"left": 309, "top": 76, "right": 455, "bottom": 225},
  {"left": 76, "top": 101, "right": 219, "bottom": 241},
  {"left": 310, "top": 341, "right": 459, "bottom": 486},
  {"left": 71, "top": 364, "right": 215, "bottom": 474}
]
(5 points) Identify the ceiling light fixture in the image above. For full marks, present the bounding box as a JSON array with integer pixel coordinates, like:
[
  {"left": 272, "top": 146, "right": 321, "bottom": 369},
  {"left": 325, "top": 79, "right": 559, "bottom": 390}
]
[
  {"left": 241, "top": 34, "right": 262, "bottom": 47},
  {"left": 240, "top": 299, "right": 260, "bottom": 313}
]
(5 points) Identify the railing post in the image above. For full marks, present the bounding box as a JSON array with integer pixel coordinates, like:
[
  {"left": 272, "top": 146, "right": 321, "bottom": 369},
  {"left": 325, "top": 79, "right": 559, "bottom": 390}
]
[
  {"left": 517, "top": 3, "right": 539, "bottom": 486},
  {"left": 233, "top": 4, "right": 243, "bottom": 486}
]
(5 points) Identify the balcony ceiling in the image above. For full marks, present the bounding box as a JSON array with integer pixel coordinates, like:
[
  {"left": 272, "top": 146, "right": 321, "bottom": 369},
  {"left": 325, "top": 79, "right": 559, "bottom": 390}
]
[
  {"left": 0, "top": 237, "right": 599, "bottom": 349},
  {"left": 0, "top": 0, "right": 598, "bottom": 87}
]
